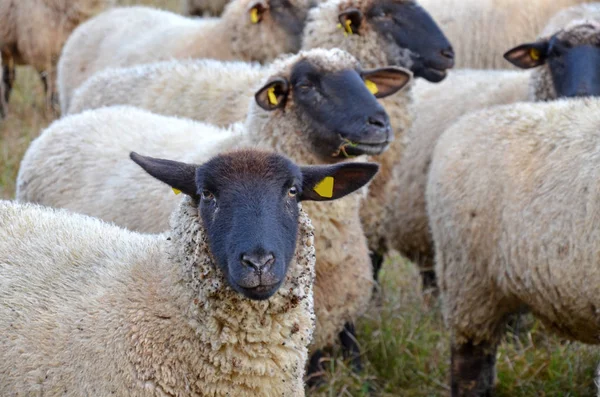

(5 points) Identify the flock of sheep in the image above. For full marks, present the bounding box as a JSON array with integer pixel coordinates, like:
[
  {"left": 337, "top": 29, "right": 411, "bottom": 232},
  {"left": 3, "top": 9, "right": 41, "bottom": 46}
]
[{"left": 1, "top": 0, "right": 600, "bottom": 395}]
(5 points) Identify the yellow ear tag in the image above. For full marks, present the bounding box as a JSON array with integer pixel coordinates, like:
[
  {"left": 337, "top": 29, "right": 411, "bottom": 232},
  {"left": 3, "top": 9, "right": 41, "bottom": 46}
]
[
  {"left": 336, "top": 19, "right": 353, "bottom": 37},
  {"left": 267, "top": 86, "right": 278, "bottom": 105},
  {"left": 172, "top": 188, "right": 182, "bottom": 195},
  {"left": 365, "top": 79, "right": 378, "bottom": 95},
  {"left": 313, "top": 176, "right": 334, "bottom": 198},
  {"left": 250, "top": 7, "right": 260, "bottom": 24},
  {"left": 529, "top": 47, "right": 540, "bottom": 61}
]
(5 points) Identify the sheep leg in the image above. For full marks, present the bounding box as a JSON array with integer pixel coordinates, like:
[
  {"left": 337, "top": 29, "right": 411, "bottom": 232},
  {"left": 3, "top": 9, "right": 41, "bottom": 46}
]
[
  {"left": 306, "top": 349, "right": 326, "bottom": 388},
  {"left": 2, "top": 53, "right": 15, "bottom": 103},
  {"left": 339, "top": 322, "right": 362, "bottom": 373},
  {"left": 451, "top": 340, "right": 496, "bottom": 397},
  {"left": 40, "top": 67, "right": 59, "bottom": 115},
  {"left": 370, "top": 251, "right": 384, "bottom": 283}
]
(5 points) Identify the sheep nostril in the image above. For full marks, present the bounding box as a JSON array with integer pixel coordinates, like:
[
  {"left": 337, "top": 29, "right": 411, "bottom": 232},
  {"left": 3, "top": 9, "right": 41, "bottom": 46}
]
[
  {"left": 441, "top": 47, "right": 455, "bottom": 60},
  {"left": 368, "top": 116, "right": 386, "bottom": 129}
]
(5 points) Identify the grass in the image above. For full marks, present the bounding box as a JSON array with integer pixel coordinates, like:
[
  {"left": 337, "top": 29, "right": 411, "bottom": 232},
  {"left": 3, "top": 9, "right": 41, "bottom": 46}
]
[{"left": 1, "top": 0, "right": 598, "bottom": 395}]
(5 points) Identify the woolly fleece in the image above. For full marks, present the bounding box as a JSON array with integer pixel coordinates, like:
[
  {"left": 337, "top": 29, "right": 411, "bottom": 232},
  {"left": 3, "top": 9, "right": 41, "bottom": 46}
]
[{"left": 0, "top": 197, "right": 316, "bottom": 396}]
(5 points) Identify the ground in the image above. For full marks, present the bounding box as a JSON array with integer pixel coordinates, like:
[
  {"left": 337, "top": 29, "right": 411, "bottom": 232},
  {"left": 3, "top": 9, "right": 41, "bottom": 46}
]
[{"left": 1, "top": 0, "right": 598, "bottom": 395}]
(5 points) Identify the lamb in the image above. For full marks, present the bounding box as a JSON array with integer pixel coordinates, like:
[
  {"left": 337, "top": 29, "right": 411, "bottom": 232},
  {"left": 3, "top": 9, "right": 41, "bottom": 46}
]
[
  {"left": 0, "top": 0, "right": 114, "bottom": 113},
  {"left": 382, "top": 17, "right": 600, "bottom": 294},
  {"left": 417, "top": 0, "right": 593, "bottom": 69},
  {"left": 426, "top": 97, "right": 600, "bottom": 396},
  {"left": 18, "top": 49, "right": 410, "bottom": 372},
  {"left": 183, "top": 0, "right": 230, "bottom": 16},
  {"left": 1, "top": 149, "right": 379, "bottom": 396},
  {"left": 57, "top": 0, "right": 311, "bottom": 112}
]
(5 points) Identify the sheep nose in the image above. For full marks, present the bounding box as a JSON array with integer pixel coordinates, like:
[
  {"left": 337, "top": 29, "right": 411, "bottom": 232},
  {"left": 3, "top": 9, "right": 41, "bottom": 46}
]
[
  {"left": 241, "top": 252, "right": 275, "bottom": 273},
  {"left": 441, "top": 47, "right": 455, "bottom": 60}
]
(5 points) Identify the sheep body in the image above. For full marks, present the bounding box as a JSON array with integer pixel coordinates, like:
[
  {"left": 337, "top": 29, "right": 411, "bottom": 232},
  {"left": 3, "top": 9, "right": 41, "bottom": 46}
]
[
  {"left": 418, "top": 0, "right": 592, "bottom": 69},
  {"left": 183, "top": 0, "right": 229, "bottom": 16},
  {"left": 0, "top": 197, "right": 315, "bottom": 396},
  {"left": 427, "top": 97, "right": 600, "bottom": 363},
  {"left": 0, "top": 0, "right": 114, "bottom": 110},
  {"left": 58, "top": 0, "right": 307, "bottom": 111},
  {"left": 384, "top": 69, "right": 530, "bottom": 281},
  {"left": 68, "top": 59, "right": 264, "bottom": 123}
]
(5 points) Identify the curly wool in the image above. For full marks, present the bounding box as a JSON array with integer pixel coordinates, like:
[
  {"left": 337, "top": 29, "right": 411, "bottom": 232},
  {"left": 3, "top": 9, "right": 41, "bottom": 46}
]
[
  {"left": 0, "top": 198, "right": 316, "bottom": 396},
  {"left": 427, "top": 98, "right": 600, "bottom": 346}
]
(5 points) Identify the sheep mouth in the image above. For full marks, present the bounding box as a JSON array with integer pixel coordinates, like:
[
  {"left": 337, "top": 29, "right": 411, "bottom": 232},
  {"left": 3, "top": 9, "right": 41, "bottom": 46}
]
[
  {"left": 332, "top": 137, "right": 390, "bottom": 158},
  {"left": 419, "top": 66, "right": 448, "bottom": 83},
  {"left": 237, "top": 283, "right": 281, "bottom": 300}
]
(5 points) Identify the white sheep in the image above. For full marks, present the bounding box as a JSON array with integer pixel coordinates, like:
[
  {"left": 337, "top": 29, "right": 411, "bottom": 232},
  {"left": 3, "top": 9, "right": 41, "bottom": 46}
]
[
  {"left": 383, "top": 16, "right": 600, "bottom": 294},
  {"left": 417, "top": 0, "right": 593, "bottom": 69},
  {"left": 0, "top": 0, "right": 115, "bottom": 113},
  {"left": 57, "top": 0, "right": 311, "bottom": 111},
  {"left": 426, "top": 97, "right": 600, "bottom": 396},
  {"left": 183, "top": 0, "right": 230, "bottom": 16},
  {"left": 2, "top": 148, "right": 379, "bottom": 396},
  {"left": 18, "top": 49, "right": 409, "bottom": 372}
]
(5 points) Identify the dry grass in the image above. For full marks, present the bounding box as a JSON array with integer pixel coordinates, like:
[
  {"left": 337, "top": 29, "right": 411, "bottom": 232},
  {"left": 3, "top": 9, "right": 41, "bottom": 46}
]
[{"left": 1, "top": 0, "right": 598, "bottom": 395}]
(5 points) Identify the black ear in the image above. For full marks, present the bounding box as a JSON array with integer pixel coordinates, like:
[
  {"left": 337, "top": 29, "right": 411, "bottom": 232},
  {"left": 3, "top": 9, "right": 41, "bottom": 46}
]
[
  {"left": 361, "top": 67, "right": 412, "bottom": 98},
  {"left": 249, "top": 1, "right": 267, "bottom": 24},
  {"left": 504, "top": 41, "right": 548, "bottom": 69},
  {"left": 254, "top": 77, "right": 289, "bottom": 111},
  {"left": 299, "top": 162, "right": 379, "bottom": 201},
  {"left": 130, "top": 152, "right": 199, "bottom": 198},
  {"left": 338, "top": 8, "right": 363, "bottom": 35}
]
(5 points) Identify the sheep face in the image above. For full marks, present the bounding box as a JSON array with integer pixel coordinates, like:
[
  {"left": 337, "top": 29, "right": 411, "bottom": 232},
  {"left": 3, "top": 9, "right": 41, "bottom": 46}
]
[
  {"left": 505, "top": 21, "right": 600, "bottom": 100},
  {"left": 255, "top": 58, "right": 411, "bottom": 160},
  {"left": 130, "top": 150, "right": 378, "bottom": 300},
  {"left": 362, "top": 0, "right": 454, "bottom": 82}
]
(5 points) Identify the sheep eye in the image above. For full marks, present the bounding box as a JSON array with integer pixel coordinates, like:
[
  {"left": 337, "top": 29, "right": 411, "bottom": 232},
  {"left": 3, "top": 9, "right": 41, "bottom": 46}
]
[
  {"left": 288, "top": 186, "right": 298, "bottom": 197},
  {"left": 201, "top": 190, "right": 214, "bottom": 201}
]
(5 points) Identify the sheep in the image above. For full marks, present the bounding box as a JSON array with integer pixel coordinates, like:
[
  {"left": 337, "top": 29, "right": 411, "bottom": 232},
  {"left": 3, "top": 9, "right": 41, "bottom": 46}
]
[
  {"left": 426, "top": 97, "right": 600, "bottom": 396},
  {"left": 0, "top": 52, "right": 6, "bottom": 118},
  {"left": 57, "top": 0, "right": 311, "bottom": 112},
  {"left": 65, "top": 0, "right": 455, "bottom": 272},
  {"left": 382, "top": 17, "right": 600, "bottom": 295},
  {"left": 417, "top": 0, "right": 593, "bottom": 69},
  {"left": 2, "top": 148, "right": 379, "bottom": 396},
  {"left": 183, "top": 0, "right": 230, "bottom": 16},
  {"left": 0, "top": 0, "right": 115, "bottom": 113},
  {"left": 18, "top": 49, "right": 411, "bottom": 373}
]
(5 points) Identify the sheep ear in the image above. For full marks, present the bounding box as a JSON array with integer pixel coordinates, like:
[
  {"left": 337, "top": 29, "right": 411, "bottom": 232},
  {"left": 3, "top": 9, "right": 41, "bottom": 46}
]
[
  {"left": 130, "top": 152, "right": 198, "bottom": 198},
  {"left": 504, "top": 41, "right": 548, "bottom": 69},
  {"left": 361, "top": 67, "right": 412, "bottom": 98},
  {"left": 254, "top": 77, "right": 289, "bottom": 111},
  {"left": 249, "top": 1, "right": 267, "bottom": 24},
  {"left": 299, "top": 162, "right": 379, "bottom": 201},
  {"left": 338, "top": 8, "right": 362, "bottom": 35}
]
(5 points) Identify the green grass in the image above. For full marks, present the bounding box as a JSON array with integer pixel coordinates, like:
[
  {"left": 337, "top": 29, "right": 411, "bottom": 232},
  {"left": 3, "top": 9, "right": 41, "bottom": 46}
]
[{"left": 1, "top": 0, "right": 598, "bottom": 395}]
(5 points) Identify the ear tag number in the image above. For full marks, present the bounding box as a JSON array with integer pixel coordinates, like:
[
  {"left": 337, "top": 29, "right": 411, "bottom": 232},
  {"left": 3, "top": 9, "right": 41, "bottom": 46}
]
[
  {"left": 529, "top": 48, "right": 540, "bottom": 61},
  {"left": 336, "top": 19, "right": 353, "bottom": 36},
  {"left": 365, "top": 79, "right": 378, "bottom": 95},
  {"left": 172, "top": 188, "right": 182, "bottom": 195},
  {"left": 314, "top": 176, "right": 334, "bottom": 198},
  {"left": 267, "top": 86, "right": 279, "bottom": 105},
  {"left": 250, "top": 8, "right": 260, "bottom": 23}
]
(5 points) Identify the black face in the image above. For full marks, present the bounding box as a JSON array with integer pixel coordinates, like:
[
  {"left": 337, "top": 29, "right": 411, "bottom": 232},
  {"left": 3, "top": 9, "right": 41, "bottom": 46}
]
[
  {"left": 290, "top": 60, "right": 392, "bottom": 160},
  {"left": 270, "top": 0, "right": 312, "bottom": 52},
  {"left": 130, "top": 151, "right": 380, "bottom": 301},
  {"left": 367, "top": 1, "right": 454, "bottom": 82},
  {"left": 196, "top": 153, "right": 302, "bottom": 300},
  {"left": 547, "top": 39, "right": 600, "bottom": 98}
]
